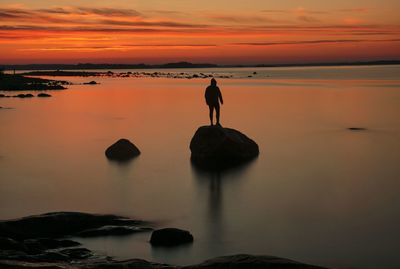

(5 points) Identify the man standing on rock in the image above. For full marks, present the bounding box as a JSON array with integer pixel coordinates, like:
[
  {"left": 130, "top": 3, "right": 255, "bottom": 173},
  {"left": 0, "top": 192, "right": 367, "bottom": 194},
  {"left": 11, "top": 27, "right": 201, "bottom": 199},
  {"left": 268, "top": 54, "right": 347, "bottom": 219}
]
[{"left": 205, "top": 78, "right": 223, "bottom": 126}]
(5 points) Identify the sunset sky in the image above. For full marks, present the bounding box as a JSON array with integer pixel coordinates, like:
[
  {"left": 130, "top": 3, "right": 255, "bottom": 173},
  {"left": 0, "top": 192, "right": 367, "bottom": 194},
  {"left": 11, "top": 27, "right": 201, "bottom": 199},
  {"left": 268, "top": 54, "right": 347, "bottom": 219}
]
[{"left": 0, "top": 0, "right": 399, "bottom": 64}]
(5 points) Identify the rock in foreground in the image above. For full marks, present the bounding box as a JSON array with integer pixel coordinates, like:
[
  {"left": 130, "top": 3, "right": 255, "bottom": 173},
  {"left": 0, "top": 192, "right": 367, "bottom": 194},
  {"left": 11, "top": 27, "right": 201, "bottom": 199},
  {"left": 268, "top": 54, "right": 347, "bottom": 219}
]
[
  {"left": 190, "top": 125, "right": 259, "bottom": 170},
  {"left": 0, "top": 254, "right": 328, "bottom": 268},
  {"left": 105, "top": 139, "right": 141, "bottom": 161},
  {"left": 0, "top": 212, "right": 149, "bottom": 239},
  {"left": 184, "top": 254, "right": 326, "bottom": 269},
  {"left": 150, "top": 228, "right": 193, "bottom": 247}
]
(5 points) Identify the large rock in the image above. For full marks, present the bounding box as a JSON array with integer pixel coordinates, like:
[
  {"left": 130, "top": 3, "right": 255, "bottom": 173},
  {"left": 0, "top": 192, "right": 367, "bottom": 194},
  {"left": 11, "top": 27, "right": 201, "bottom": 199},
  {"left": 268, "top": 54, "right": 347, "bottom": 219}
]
[
  {"left": 0, "top": 212, "right": 149, "bottom": 240},
  {"left": 150, "top": 228, "right": 193, "bottom": 247},
  {"left": 105, "top": 139, "right": 140, "bottom": 161},
  {"left": 190, "top": 125, "right": 259, "bottom": 170},
  {"left": 184, "top": 254, "right": 326, "bottom": 269}
]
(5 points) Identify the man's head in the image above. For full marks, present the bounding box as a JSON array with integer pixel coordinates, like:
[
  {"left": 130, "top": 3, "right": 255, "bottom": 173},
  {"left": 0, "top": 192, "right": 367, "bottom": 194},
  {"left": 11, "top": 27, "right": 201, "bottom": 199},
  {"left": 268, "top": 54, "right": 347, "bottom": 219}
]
[{"left": 211, "top": 78, "right": 217, "bottom": 86}]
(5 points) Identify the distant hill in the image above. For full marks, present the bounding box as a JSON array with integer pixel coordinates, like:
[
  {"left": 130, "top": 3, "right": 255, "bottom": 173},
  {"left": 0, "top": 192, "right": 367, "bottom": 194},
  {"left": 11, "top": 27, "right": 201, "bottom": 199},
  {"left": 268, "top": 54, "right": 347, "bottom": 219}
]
[
  {"left": 1, "top": 60, "right": 399, "bottom": 71},
  {"left": 0, "top": 62, "right": 218, "bottom": 71}
]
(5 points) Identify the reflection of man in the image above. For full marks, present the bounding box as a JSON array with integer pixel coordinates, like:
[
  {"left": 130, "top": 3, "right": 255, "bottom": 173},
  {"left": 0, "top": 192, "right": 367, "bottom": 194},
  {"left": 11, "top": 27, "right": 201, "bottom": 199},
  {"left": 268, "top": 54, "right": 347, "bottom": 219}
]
[{"left": 205, "top": 78, "right": 223, "bottom": 126}]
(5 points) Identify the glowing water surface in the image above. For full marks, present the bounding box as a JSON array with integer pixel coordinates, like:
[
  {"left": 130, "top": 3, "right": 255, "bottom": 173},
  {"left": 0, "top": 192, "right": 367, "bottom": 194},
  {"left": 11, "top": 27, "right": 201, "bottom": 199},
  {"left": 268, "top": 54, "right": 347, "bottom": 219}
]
[{"left": 1, "top": 65, "right": 400, "bottom": 269}]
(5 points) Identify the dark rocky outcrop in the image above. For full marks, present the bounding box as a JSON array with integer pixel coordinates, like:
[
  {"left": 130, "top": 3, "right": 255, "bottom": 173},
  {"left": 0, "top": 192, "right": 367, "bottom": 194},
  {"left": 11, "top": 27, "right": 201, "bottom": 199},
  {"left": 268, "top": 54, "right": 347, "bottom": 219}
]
[
  {"left": 150, "top": 228, "right": 193, "bottom": 247},
  {"left": 83, "top": 81, "right": 98, "bottom": 85},
  {"left": 190, "top": 125, "right": 259, "bottom": 170},
  {"left": 0, "top": 212, "right": 152, "bottom": 264},
  {"left": 348, "top": 127, "right": 367, "bottom": 131},
  {"left": 0, "top": 254, "right": 328, "bottom": 268},
  {"left": 0, "top": 212, "right": 149, "bottom": 240},
  {"left": 184, "top": 254, "right": 326, "bottom": 269},
  {"left": 105, "top": 139, "right": 141, "bottom": 161},
  {"left": 14, "top": 94, "right": 34, "bottom": 98},
  {"left": 37, "top": 93, "right": 52, "bottom": 97}
]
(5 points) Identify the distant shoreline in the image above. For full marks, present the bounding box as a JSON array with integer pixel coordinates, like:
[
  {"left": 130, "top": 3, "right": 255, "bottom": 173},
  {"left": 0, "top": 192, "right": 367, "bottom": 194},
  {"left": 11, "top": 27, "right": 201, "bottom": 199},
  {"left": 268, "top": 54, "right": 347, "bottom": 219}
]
[{"left": 1, "top": 60, "right": 399, "bottom": 71}]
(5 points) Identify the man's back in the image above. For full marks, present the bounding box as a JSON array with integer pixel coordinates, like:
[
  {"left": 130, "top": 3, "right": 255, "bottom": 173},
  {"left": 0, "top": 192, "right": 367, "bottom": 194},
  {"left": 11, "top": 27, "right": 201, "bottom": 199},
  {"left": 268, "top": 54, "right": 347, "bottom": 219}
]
[{"left": 205, "top": 85, "right": 222, "bottom": 106}]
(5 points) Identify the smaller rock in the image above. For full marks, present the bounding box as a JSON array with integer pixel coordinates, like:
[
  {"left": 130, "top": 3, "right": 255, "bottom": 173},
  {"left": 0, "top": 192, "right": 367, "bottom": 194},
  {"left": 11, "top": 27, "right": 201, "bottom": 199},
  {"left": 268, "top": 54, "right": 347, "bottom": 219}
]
[
  {"left": 253, "top": 71, "right": 257, "bottom": 75},
  {"left": 14, "top": 93, "right": 34, "bottom": 98},
  {"left": 84, "top": 81, "right": 98, "bottom": 85},
  {"left": 105, "top": 139, "right": 141, "bottom": 161},
  {"left": 37, "top": 93, "right": 52, "bottom": 97},
  {"left": 0, "top": 94, "right": 5, "bottom": 97},
  {"left": 348, "top": 127, "right": 367, "bottom": 131},
  {"left": 150, "top": 228, "right": 193, "bottom": 247}
]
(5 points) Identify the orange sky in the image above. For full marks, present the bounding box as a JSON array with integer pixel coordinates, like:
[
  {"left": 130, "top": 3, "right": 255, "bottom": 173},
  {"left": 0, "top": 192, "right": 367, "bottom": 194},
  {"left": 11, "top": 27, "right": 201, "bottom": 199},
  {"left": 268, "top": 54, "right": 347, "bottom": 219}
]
[{"left": 0, "top": 0, "right": 399, "bottom": 64}]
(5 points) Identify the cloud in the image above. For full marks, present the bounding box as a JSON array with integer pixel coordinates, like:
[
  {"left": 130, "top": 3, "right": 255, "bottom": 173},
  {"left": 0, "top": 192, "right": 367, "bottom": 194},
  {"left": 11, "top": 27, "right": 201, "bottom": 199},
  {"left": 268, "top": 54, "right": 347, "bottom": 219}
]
[
  {"left": 232, "top": 39, "right": 400, "bottom": 46},
  {"left": 297, "top": 15, "right": 320, "bottom": 23},
  {"left": 19, "top": 44, "right": 216, "bottom": 52},
  {"left": 36, "top": 7, "right": 142, "bottom": 17},
  {"left": 0, "top": 7, "right": 207, "bottom": 30},
  {"left": 207, "top": 14, "right": 275, "bottom": 23},
  {"left": 338, "top": 8, "right": 369, "bottom": 13}
]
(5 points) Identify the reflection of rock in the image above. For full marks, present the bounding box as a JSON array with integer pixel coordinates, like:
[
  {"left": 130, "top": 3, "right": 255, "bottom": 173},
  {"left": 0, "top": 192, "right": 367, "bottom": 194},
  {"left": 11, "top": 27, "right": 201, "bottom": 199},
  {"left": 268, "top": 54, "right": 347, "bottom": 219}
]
[
  {"left": 184, "top": 254, "right": 326, "bottom": 269},
  {"left": 105, "top": 139, "right": 141, "bottom": 161},
  {"left": 190, "top": 125, "right": 259, "bottom": 170},
  {"left": 150, "top": 228, "right": 193, "bottom": 247},
  {"left": 0, "top": 211, "right": 149, "bottom": 239},
  {"left": 37, "top": 93, "right": 52, "bottom": 97}
]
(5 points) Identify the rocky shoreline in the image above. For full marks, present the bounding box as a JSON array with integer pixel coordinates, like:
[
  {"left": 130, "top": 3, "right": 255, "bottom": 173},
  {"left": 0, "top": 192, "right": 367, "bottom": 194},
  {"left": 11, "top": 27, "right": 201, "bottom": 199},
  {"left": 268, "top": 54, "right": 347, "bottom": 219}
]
[
  {"left": 22, "top": 70, "right": 233, "bottom": 80},
  {"left": 0, "top": 212, "right": 327, "bottom": 269},
  {"left": 0, "top": 73, "right": 69, "bottom": 91}
]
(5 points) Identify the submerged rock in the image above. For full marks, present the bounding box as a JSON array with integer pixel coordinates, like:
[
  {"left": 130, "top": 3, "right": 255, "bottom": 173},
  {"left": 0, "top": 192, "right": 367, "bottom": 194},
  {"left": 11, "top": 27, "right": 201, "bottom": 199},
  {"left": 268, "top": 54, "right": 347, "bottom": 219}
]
[
  {"left": 190, "top": 125, "right": 259, "bottom": 170},
  {"left": 105, "top": 139, "right": 141, "bottom": 161},
  {"left": 150, "top": 228, "right": 193, "bottom": 247},
  {"left": 37, "top": 93, "right": 52, "bottom": 97},
  {"left": 77, "top": 225, "right": 151, "bottom": 237}
]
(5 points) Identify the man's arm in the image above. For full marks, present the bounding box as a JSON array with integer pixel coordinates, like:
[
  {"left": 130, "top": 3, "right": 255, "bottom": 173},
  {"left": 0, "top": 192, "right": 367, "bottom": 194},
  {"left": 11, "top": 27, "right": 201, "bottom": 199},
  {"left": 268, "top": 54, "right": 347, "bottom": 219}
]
[{"left": 218, "top": 88, "right": 223, "bottom": 105}]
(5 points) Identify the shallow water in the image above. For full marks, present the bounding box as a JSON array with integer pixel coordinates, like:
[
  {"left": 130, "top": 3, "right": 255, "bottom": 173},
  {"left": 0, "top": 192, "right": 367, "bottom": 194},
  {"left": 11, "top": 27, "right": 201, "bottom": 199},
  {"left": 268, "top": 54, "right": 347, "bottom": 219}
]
[{"left": 1, "top": 65, "right": 400, "bottom": 269}]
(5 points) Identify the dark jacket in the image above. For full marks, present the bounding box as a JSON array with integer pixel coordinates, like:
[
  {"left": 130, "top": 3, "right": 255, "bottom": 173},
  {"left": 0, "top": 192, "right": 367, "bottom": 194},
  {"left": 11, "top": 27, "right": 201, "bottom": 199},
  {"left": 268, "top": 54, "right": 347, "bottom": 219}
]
[{"left": 205, "top": 85, "right": 223, "bottom": 106}]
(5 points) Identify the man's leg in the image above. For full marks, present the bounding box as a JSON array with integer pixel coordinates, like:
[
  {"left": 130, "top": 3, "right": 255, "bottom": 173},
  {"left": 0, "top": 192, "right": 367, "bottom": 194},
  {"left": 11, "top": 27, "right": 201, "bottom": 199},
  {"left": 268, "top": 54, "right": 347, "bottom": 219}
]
[
  {"left": 209, "top": 105, "right": 214, "bottom": 125},
  {"left": 215, "top": 104, "right": 220, "bottom": 125}
]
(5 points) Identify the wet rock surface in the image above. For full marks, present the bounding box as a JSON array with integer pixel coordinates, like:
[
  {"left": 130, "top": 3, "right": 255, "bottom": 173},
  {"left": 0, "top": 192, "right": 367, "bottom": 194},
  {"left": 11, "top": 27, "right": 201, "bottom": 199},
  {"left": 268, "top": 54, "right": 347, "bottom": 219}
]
[
  {"left": 0, "top": 212, "right": 152, "bottom": 264},
  {"left": 150, "top": 228, "right": 193, "bottom": 247},
  {"left": 0, "top": 211, "right": 149, "bottom": 239},
  {"left": 190, "top": 125, "right": 259, "bottom": 170}
]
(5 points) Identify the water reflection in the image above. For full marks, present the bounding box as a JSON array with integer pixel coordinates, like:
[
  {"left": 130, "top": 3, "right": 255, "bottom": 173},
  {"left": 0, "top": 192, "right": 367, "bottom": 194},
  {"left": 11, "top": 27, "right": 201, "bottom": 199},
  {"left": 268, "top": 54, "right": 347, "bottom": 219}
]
[{"left": 191, "top": 159, "right": 258, "bottom": 245}]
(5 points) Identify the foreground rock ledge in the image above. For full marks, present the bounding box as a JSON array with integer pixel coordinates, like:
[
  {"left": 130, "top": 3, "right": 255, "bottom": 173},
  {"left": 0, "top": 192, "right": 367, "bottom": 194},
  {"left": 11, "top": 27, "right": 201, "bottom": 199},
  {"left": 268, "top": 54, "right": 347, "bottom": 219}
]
[
  {"left": 0, "top": 254, "right": 328, "bottom": 268},
  {"left": 190, "top": 125, "right": 259, "bottom": 170},
  {"left": 105, "top": 138, "right": 141, "bottom": 161},
  {"left": 0, "top": 212, "right": 150, "bottom": 240}
]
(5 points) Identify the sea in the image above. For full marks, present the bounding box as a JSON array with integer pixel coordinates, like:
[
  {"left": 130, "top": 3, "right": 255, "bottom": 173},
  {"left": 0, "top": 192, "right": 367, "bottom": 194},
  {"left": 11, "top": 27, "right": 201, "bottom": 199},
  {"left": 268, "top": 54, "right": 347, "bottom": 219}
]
[{"left": 1, "top": 65, "right": 400, "bottom": 269}]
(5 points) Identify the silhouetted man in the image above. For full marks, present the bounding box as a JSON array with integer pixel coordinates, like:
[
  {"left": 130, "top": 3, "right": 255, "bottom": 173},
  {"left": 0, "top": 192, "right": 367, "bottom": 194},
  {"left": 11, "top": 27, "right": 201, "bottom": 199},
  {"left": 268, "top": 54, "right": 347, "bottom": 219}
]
[{"left": 205, "top": 78, "right": 223, "bottom": 126}]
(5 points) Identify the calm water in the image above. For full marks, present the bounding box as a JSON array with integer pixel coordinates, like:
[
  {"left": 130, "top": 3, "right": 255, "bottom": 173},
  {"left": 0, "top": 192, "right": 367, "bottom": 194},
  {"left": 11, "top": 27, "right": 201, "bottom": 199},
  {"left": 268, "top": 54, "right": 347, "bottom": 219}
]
[{"left": 1, "top": 65, "right": 400, "bottom": 269}]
